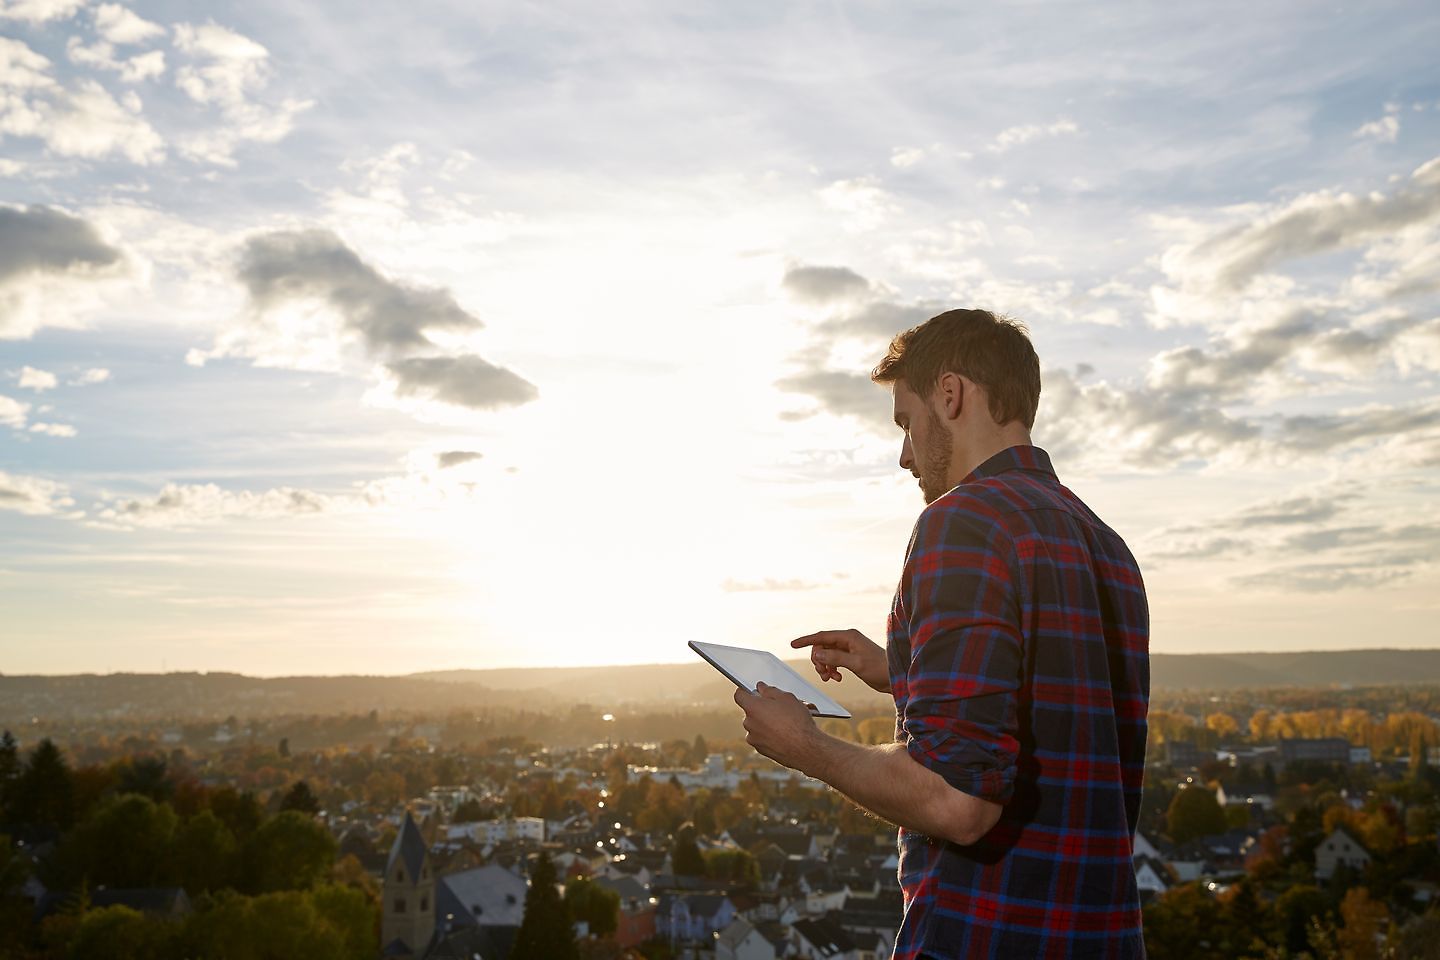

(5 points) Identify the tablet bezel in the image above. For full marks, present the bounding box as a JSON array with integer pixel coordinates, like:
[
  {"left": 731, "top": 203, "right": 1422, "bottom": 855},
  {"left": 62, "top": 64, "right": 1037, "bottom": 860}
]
[{"left": 689, "top": 640, "right": 853, "bottom": 719}]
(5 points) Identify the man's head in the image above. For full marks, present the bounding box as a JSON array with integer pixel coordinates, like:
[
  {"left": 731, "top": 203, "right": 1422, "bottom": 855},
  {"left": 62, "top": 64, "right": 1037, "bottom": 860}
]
[{"left": 871, "top": 308, "right": 1041, "bottom": 503}]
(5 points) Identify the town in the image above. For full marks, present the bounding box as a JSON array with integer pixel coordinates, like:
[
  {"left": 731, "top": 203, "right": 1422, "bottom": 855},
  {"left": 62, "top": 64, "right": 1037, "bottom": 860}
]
[{"left": 2, "top": 677, "right": 1439, "bottom": 959}]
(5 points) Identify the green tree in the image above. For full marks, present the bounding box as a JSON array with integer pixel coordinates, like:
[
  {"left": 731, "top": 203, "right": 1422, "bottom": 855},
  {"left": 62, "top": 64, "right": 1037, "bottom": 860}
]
[
  {"left": 512, "top": 853, "right": 577, "bottom": 960},
  {"left": 68, "top": 904, "right": 178, "bottom": 960},
  {"left": 208, "top": 787, "right": 265, "bottom": 840},
  {"left": 1166, "top": 786, "right": 1227, "bottom": 844},
  {"left": 115, "top": 755, "right": 172, "bottom": 803},
  {"left": 242, "top": 811, "right": 337, "bottom": 893},
  {"left": 1142, "top": 883, "right": 1224, "bottom": 960},
  {"left": 1275, "top": 884, "right": 1332, "bottom": 955},
  {"left": 173, "top": 810, "right": 238, "bottom": 895},
  {"left": 185, "top": 885, "right": 375, "bottom": 960},
  {"left": 671, "top": 823, "right": 706, "bottom": 877},
  {"left": 52, "top": 793, "right": 178, "bottom": 890},
  {"left": 0, "top": 731, "right": 18, "bottom": 821},
  {"left": 564, "top": 876, "right": 619, "bottom": 937},
  {"left": 279, "top": 781, "right": 321, "bottom": 817},
  {"left": 12, "top": 738, "right": 75, "bottom": 829}
]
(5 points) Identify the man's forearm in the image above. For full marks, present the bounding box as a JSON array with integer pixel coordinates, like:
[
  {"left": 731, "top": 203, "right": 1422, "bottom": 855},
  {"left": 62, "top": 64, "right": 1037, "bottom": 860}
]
[{"left": 801, "top": 731, "right": 992, "bottom": 846}]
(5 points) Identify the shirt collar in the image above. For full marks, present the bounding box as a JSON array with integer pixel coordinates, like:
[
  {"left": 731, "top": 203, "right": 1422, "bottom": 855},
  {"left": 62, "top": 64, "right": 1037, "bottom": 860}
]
[{"left": 961, "top": 444, "right": 1056, "bottom": 485}]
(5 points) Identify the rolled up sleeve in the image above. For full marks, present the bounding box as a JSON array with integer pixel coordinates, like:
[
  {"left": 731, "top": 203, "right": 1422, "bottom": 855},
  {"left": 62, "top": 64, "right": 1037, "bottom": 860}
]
[{"left": 899, "top": 501, "right": 1023, "bottom": 806}]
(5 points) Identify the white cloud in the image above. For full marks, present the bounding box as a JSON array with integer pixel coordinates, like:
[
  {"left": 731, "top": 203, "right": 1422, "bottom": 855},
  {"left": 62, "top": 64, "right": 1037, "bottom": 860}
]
[
  {"left": 890, "top": 146, "right": 926, "bottom": 168},
  {"left": 70, "top": 367, "right": 110, "bottom": 385},
  {"left": 17, "top": 366, "right": 56, "bottom": 390},
  {"left": 29, "top": 421, "right": 76, "bottom": 437},
  {"left": 0, "top": 393, "right": 29, "bottom": 427},
  {"left": 0, "top": 470, "right": 73, "bottom": 515},
  {"left": 987, "top": 118, "right": 1078, "bottom": 153},
  {"left": 818, "top": 177, "right": 900, "bottom": 232},
  {"left": 94, "top": 3, "right": 164, "bottom": 44},
  {"left": 95, "top": 482, "right": 343, "bottom": 529},
  {"left": 0, "top": 38, "right": 165, "bottom": 163},
  {"left": 67, "top": 37, "right": 166, "bottom": 83},
  {"left": 0, "top": 0, "right": 83, "bottom": 23},
  {"left": 1354, "top": 114, "right": 1399, "bottom": 144},
  {"left": 172, "top": 21, "right": 312, "bottom": 165}
]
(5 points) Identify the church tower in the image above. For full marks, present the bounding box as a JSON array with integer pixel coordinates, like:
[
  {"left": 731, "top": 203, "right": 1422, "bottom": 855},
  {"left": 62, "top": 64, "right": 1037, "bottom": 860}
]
[{"left": 381, "top": 811, "right": 436, "bottom": 955}]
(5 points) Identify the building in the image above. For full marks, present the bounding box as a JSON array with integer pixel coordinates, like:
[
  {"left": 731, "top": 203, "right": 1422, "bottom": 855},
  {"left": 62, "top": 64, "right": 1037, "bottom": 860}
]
[
  {"left": 1279, "top": 738, "right": 1351, "bottom": 765},
  {"left": 1165, "top": 740, "right": 1204, "bottom": 768},
  {"left": 1315, "top": 825, "right": 1372, "bottom": 882},
  {"left": 382, "top": 813, "right": 437, "bottom": 955}
]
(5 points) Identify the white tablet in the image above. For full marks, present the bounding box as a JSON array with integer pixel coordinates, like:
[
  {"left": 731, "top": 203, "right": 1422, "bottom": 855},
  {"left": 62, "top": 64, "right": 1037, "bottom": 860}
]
[{"left": 689, "top": 640, "right": 852, "bottom": 719}]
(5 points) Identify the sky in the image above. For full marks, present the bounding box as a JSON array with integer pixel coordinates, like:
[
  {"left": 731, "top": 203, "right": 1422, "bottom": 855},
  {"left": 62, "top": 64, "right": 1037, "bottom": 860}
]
[{"left": 2, "top": 0, "right": 1438, "bottom": 677}]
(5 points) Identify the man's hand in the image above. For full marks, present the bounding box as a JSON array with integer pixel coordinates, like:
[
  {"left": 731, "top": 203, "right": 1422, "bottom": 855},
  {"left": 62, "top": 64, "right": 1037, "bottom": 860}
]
[
  {"left": 792, "top": 629, "right": 890, "bottom": 694},
  {"left": 734, "top": 682, "right": 821, "bottom": 773}
]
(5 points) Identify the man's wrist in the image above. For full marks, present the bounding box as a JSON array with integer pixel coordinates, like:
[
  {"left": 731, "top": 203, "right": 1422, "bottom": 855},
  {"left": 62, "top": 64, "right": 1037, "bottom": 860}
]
[{"left": 801, "top": 727, "right": 852, "bottom": 783}]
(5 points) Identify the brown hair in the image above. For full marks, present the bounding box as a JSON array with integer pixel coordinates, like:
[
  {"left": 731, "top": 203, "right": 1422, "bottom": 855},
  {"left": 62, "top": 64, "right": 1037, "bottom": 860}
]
[{"left": 870, "top": 308, "right": 1041, "bottom": 429}]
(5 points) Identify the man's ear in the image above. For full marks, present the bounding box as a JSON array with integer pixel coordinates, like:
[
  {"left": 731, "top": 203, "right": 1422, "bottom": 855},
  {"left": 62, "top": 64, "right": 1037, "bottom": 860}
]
[{"left": 937, "top": 371, "right": 965, "bottom": 420}]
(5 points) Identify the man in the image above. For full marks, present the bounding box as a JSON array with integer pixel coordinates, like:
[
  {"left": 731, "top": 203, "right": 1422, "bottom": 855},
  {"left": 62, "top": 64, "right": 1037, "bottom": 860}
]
[{"left": 736, "top": 308, "right": 1149, "bottom": 958}]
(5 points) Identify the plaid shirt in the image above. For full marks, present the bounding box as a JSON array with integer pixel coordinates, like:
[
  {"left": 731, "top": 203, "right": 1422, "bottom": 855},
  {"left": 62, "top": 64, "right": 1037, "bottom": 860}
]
[{"left": 887, "top": 445, "right": 1149, "bottom": 959}]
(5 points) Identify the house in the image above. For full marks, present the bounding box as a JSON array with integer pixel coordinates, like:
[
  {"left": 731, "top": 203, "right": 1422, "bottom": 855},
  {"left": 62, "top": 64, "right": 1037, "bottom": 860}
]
[
  {"left": 1134, "top": 856, "right": 1172, "bottom": 901},
  {"left": 716, "top": 916, "right": 777, "bottom": 960},
  {"left": 792, "top": 915, "right": 861, "bottom": 959},
  {"left": 655, "top": 892, "right": 736, "bottom": 943},
  {"left": 1279, "top": 738, "right": 1350, "bottom": 765},
  {"left": 1314, "top": 825, "right": 1372, "bottom": 881}
]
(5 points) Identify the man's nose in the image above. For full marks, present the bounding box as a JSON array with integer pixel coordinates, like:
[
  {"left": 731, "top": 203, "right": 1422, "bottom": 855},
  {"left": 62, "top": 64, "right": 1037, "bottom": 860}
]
[{"left": 899, "top": 437, "right": 914, "bottom": 471}]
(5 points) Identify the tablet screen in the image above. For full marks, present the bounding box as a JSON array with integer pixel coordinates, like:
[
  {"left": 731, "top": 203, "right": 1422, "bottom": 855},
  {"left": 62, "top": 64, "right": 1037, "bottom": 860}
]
[{"left": 689, "top": 640, "right": 852, "bottom": 719}]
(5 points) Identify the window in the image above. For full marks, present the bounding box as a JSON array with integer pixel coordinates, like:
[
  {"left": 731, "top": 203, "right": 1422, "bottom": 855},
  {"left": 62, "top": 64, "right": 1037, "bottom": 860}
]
[
  {"left": 394, "top": 898, "right": 406, "bottom": 913},
  {"left": 396, "top": 869, "right": 405, "bottom": 882},
  {"left": 420, "top": 897, "right": 428, "bottom": 911}
]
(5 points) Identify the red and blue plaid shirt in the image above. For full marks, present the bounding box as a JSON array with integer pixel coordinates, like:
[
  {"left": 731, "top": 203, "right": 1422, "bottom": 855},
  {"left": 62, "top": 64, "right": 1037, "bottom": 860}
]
[{"left": 887, "top": 445, "right": 1149, "bottom": 959}]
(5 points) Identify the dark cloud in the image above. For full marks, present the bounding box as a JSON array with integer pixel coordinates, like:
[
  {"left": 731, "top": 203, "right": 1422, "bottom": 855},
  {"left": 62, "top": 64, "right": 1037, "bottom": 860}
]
[
  {"left": 238, "top": 229, "right": 480, "bottom": 353},
  {"left": 782, "top": 265, "right": 870, "bottom": 304},
  {"left": 774, "top": 369, "right": 890, "bottom": 431},
  {"left": 1233, "top": 494, "right": 1351, "bottom": 527},
  {"left": 824, "top": 299, "right": 946, "bottom": 338},
  {"left": 436, "top": 450, "right": 483, "bottom": 469},
  {"left": 0, "top": 205, "right": 123, "bottom": 282},
  {"left": 386, "top": 355, "right": 538, "bottom": 411},
  {"left": 1232, "top": 563, "right": 1413, "bottom": 593}
]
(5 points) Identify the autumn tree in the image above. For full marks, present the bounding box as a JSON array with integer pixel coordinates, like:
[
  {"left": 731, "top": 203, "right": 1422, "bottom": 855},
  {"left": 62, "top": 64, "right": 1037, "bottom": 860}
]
[{"left": 564, "top": 876, "right": 620, "bottom": 937}]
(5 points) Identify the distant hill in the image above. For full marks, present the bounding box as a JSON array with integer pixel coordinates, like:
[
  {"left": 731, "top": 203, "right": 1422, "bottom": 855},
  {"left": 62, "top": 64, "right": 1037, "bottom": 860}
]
[{"left": 3, "top": 649, "right": 1438, "bottom": 723}]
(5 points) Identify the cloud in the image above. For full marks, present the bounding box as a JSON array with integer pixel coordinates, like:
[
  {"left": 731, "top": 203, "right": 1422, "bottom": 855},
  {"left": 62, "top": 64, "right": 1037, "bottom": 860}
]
[
  {"left": 818, "top": 177, "right": 900, "bottom": 231},
  {"left": 0, "top": 0, "right": 83, "bottom": 23},
  {"left": 781, "top": 265, "right": 870, "bottom": 304},
  {"left": 1154, "top": 153, "right": 1440, "bottom": 303},
  {"left": 95, "top": 482, "right": 342, "bottom": 529},
  {"left": 29, "top": 421, "right": 76, "bottom": 437},
  {"left": 0, "top": 38, "right": 165, "bottom": 163},
  {"left": 17, "top": 366, "right": 56, "bottom": 391},
  {"left": 890, "top": 146, "right": 926, "bottom": 168},
  {"left": 0, "top": 470, "right": 74, "bottom": 515},
  {"left": 383, "top": 355, "right": 538, "bottom": 411},
  {"left": 0, "top": 393, "right": 29, "bottom": 427},
  {"left": 436, "top": 450, "right": 482, "bottom": 469},
  {"left": 988, "top": 119, "right": 1078, "bottom": 153},
  {"left": 172, "top": 21, "right": 312, "bottom": 164},
  {"left": 234, "top": 228, "right": 481, "bottom": 355},
  {"left": 70, "top": 367, "right": 110, "bottom": 385},
  {"left": 774, "top": 369, "right": 889, "bottom": 430},
  {"left": 0, "top": 204, "right": 130, "bottom": 339},
  {"left": 721, "top": 577, "right": 828, "bottom": 593},
  {"left": 1354, "top": 114, "right": 1400, "bottom": 144},
  {"left": 94, "top": 3, "right": 164, "bottom": 44},
  {"left": 67, "top": 37, "right": 166, "bottom": 83}
]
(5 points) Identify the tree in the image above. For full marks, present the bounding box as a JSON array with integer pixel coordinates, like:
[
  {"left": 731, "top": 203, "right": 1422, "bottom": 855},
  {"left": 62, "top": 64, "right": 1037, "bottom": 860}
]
[
  {"left": 671, "top": 823, "right": 706, "bottom": 877},
  {"left": 1142, "top": 883, "right": 1223, "bottom": 959},
  {"left": 209, "top": 787, "right": 265, "bottom": 840},
  {"left": 50, "top": 793, "right": 178, "bottom": 890},
  {"left": 512, "top": 852, "right": 578, "bottom": 960},
  {"left": 242, "top": 810, "right": 338, "bottom": 893},
  {"left": 1337, "top": 887, "right": 1390, "bottom": 960},
  {"left": 0, "top": 731, "right": 18, "bottom": 821},
  {"left": 1166, "top": 786, "right": 1227, "bottom": 844},
  {"left": 185, "top": 885, "right": 375, "bottom": 960},
  {"left": 1206, "top": 713, "right": 1239, "bottom": 739},
  {"left": 278, "top": 737, "right": 291, "bottom": 758},
  {"left": 115, "top": 755, "right": 172, "bottom": 803},
  {"left": 703, "top": 848, "right": 760, "bottom": 889},
  {"left": 173, "top": 809, "right": 238, "bottom": 894},
  {"left": 12, "top": 738, "right": 75, "bottom": 829},
  {"left": 564, "top": 876, "right": 619, "bottom": 937},
  {"left": 1275, "top": 884, "right": 1332, "bottom": 955},
  {"left": 280, "top": 780, "right": 321, "bottom": 816},
  {"left": 67, "top": 905, "right": 178, "bottom": 960}
]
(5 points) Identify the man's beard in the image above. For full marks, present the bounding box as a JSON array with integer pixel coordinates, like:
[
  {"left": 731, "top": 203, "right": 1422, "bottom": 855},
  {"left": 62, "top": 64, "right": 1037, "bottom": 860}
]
[{"left": 918, "top": 407, "right": 953, "bottom": 504}]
